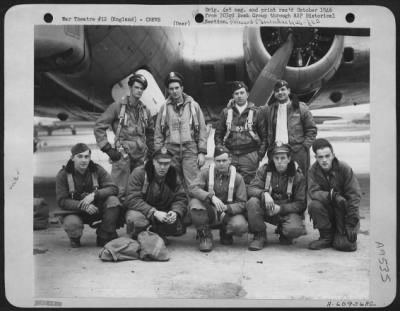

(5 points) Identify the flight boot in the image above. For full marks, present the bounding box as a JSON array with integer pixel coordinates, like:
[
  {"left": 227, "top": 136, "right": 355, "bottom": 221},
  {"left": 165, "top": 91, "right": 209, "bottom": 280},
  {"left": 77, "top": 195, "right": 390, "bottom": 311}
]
[
  {"left": 96, "top": 230, "right": 118, "bottom": 247},
  {"left": 69, "top": 237, "right": 81, "bottom": 248},
  {"left": 248, "top": 231, "right": 267, "bottom": 251},
  {"left": 219, "top": 227, "right": 233, "bottom": 245},
  {"left": 308, "top": 229, "right": 334, "bottom": 250},
  {"left": 197, "top": 226, "right": 213, "bottom": 252},
  {"left": 279, "top": 234, "right": 293, "bottom": 245}
]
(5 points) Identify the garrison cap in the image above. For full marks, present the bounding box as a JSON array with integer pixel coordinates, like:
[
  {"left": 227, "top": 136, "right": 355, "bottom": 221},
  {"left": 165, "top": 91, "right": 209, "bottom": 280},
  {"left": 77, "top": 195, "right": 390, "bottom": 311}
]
[
  {"left": 152, "top": 146, "right": 174, "bottom": 160},
  {"left": 267, "top": 141, "right": 291, "bottom": 158},
  {"left": 128, "top": 73, "right": 148, "bottom": 89},
  {"left": 232, "top": 81, "right": 248, "bottom": 93},
  {"left": 165, "top": 71, "right": 184, "bottom": 87},
  {"left": 71, "top": 143, "right": 91, "bottom": 157},
  {"left": 214, "top": 146, "right": 231, "bottom": 158},
  {"left": 274, "top": 80, "right": 289, "bottom": 91}
]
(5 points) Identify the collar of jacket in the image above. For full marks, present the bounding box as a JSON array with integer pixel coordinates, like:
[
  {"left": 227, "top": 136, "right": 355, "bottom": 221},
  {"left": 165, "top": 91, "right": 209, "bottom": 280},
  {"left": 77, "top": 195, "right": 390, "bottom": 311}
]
[
  {"left": 231, "top": 101, "right": 256, "bottom": 112},
  {"left": 270, "top": 95, "right": 300, "bottom": 110},
  {"left": 166, "top": 92, "right": 193, "bottom": 107},
  {"left": 145, "top": 160, "right": 177, "bottom": 189},
  {"left": 317, "top": 157, "right": 340, "bottom": 176},
  {"left": 127, "top": 96, "right": 144, "bottom": 109},
  {"left": 265, "top": 160, "right": 297, "bottom": 177},
  {"left": 214, "top": 167, "right": 231, "bottom": 178},
  {"left": 65, "top": 159, "right": 97, "bottom": 174}
]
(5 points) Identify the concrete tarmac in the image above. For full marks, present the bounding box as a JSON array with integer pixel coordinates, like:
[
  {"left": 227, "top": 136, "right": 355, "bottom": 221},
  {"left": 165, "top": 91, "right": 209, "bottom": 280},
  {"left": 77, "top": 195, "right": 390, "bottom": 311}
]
[{"left": 32, "top": 126, "right": 371, "bottom": 306}]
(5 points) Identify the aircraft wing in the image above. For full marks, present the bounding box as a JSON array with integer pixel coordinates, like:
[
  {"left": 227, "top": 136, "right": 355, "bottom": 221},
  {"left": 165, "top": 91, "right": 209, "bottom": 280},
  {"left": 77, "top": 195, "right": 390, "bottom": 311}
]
[{"left": 34, "top": 25, "right": 369, "bottom": 123}]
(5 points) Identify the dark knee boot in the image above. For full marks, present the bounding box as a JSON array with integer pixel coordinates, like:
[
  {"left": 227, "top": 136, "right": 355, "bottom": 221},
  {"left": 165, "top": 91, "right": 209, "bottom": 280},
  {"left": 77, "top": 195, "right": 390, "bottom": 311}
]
[
  {"left": 248, "top": 231, "right": 267, "bottom": 251},
  {"left": 279, "top": 234, "right": 293, "bottom": 245},
  {"left": 309, "top": 229, "right": 334, "bottom": 250},
  {"left": 219, "top": 226, "right": 233, "bottom": 245},
  {"left": 97, "top": 206, "right": 120, "bottom": 246},
  {"left": 197, "top": 226, "right": 213, "bottom": 252},
  {"left": 69, "top": 237, "right": 81, "bottom": 248},
  {"left": 96, "top": 228, "right": 118, "bottom": 247}
]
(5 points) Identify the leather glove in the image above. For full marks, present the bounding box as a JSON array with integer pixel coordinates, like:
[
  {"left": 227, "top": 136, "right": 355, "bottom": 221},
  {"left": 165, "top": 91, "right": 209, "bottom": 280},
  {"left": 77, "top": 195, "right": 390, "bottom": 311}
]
[
  {"left": 101, "top": 143, "right": 122, "bottom": 162},
  {"left": 335, "top": 194, "right": 347, "bottom": 209},
  {"left": 330, "top": 189, "right": 346, "bottom": 209},
  {"left": 345, "top": 224, "right": 357, "bottom": 243}
]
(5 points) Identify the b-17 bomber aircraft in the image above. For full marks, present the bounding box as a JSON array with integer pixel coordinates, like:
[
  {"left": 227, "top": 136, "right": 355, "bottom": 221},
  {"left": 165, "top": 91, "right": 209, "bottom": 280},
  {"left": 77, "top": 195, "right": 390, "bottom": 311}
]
[{"left": 34, "top": 25, "right": 369, "bottom": 124}]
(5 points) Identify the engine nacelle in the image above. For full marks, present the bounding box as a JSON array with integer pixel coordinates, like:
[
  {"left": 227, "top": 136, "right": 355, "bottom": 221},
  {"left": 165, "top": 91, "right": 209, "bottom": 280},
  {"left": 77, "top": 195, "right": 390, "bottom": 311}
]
[
  {"left": 34, "top": 25, "right": 90, "bottom": 74},
  {"left": 243, "top": 27, "right": 344, "bottom": 98}
]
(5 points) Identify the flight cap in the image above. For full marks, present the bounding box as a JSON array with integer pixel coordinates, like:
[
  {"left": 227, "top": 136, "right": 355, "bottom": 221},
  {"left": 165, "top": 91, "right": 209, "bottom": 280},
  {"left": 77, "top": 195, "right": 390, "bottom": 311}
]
[
  {"left": 165, "top": 72, "right": 184, "bottom": 87},
  {"left": 152, "top": 147, "right": 174, "bottom": 160},
  {"left": 232, "top": 81, "right": 248, "bottom": 93},
  {"left": 274, "top": 80, "right": 289, "bottom": 91},
  {"left": 267, "top": 141, "right": 291, "bottom": 158},
  {"left": 214, "top": 146, "right": 231, "bottom": 158},
  {"left": 128, "top": 73, "right": 148, "bottom": 89}
]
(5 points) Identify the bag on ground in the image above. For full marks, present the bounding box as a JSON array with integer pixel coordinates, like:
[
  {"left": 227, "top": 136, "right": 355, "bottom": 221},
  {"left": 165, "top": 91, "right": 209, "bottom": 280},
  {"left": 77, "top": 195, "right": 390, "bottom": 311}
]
[{"left": 99, "top": 237, "right": 140, "bottom": 262}]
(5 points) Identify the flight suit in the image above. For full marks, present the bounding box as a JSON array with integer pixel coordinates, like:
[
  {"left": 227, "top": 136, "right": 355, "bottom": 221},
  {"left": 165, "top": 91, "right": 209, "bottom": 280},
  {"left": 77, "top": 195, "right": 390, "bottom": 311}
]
[
  {"left": 308, "top": 157, "right": 361, "bottom": 251},
  {"left": 267, "top": 98, "right": 317, "bottom": 175},
  {"left": 189, "top": 165, "right": 248, "bottom": 238},
  {"left": 154, "top": 93, "right": 208, "bottom": 193},
  {"left": 215, "top": 102, "right": 267, "bottom": 184},
  {"left": 55, "top": 160, "right": 120, "bottom": 244},
  {"left": 246, "top": 161, "right": 307, "bottom": 241},
  {"left": 94, "top": 97, "right": 154, "bottom": 200},
  {"left": 124, "top": 161, "right": 188, "bottom": 239}
]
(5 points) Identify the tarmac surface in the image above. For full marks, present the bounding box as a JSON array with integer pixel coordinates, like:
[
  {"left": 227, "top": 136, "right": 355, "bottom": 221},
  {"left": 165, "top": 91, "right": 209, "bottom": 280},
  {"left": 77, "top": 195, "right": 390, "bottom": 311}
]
[{"left": 30, "top": 124, "right": 371, "bottom": 307}]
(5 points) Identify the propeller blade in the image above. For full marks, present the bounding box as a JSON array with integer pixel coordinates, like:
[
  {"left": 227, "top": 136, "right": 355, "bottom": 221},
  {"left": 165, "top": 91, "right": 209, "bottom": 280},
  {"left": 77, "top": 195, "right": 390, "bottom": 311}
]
[{"left": 248, "top": 32, "right": 294, "bottom": 106}]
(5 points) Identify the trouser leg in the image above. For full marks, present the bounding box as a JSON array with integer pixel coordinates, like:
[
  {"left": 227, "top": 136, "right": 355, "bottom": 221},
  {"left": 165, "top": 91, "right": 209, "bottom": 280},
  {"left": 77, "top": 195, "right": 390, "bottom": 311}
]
[
  {"left": 308, "top": 200, "right": 335, "bottom": 250},
  {"left": 111, "top": 157, "right": 131, "bottom": 201},
  {"left": 125, "top": 210, "right": 150, "bottom": 238},
  {"left": 291, "top": 147, "right": 310, "bottom": 178},
  {"left": 97, "top": 199, "right": 120, "bottom": 238},
  {"left": 219, "top": 214, "right": 248, "bottom": 245},
  {"left": 224, "top": 214, "right": 248, "bottom": 236},
  {"left": 189, "top": 198, "right": 213, "bottom": 252},
  {"left": 91, "top": 197, "right": 120, "bottom": 246},
  {"left": 62, "top": 214, "right": 84, "bottom": 239},
  {"left": 332, "top": 205, "right": 358, "bottom": 252},
  {"left": 291, "top": 147, "right": 310, "bottom": 204},
  {"left": 182, "top": 155, "right": 200, "bottom": 192},
  {"left": 168, "top": 144, "right": 198, "bottom": 197},
  {"left": 189, "top": 198, "right": 213, "bottom": 228},
  {"left": 181, "top": 142, "right": 201, "bottom": 197},
  {"left": 246, "top": 197, "right": 267, "bottom": 250},
  {"left": 308, "top": 200, "right": 334, "bottom": 230},
  {"left": 231, "top": 151, "right": 259, "bottom": 184},
  {"left": 333, "top": 232, "right": 357, "bottom": 252},
  {"left": 151, "top": 216, "right": 186, "bottom": 237},
  {"left": 279, "top": 213, "right": 307, "bottom": 240},
  {"left": 246, "top": 197, "right": 267, "bottom": 233}
]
